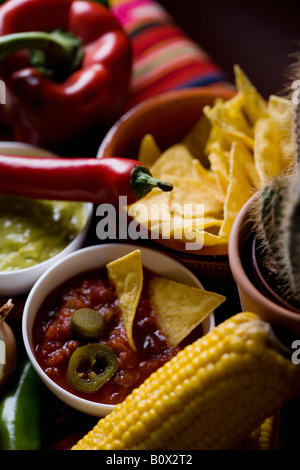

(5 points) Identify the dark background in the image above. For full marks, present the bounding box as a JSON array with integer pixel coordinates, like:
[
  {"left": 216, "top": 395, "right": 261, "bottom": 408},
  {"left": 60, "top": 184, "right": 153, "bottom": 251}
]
[{"left": 159, "top": 0, "right": 300, "bottom": 99}]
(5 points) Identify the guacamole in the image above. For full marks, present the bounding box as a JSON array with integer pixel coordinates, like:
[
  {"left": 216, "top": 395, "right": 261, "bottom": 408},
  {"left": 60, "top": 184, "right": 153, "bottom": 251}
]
[{"left": 0, "top": 195, "right": 87, "bottom": 271}]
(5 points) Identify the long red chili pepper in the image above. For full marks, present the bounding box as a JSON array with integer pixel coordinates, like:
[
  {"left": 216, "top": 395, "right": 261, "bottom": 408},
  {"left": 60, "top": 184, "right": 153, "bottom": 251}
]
[{"left": 0, "top": 155, "right": 173, "bottom": 205}]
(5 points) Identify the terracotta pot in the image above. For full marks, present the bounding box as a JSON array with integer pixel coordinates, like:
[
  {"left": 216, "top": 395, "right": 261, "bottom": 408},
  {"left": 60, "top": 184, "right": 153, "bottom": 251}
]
[
  {"left": 228, "top": 192, "right": 300, "bottom": 343},
  {"left": 97, "top": 86, "right": 236, "bottom": 285},
  {"left": 251, "top": 236, "right": 300, "bottom": 313}
]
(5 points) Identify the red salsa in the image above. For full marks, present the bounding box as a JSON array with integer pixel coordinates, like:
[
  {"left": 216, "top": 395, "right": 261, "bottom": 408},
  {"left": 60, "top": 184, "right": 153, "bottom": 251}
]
[{"left": 33, "top": 267, "right": 203, "bottom": 405}]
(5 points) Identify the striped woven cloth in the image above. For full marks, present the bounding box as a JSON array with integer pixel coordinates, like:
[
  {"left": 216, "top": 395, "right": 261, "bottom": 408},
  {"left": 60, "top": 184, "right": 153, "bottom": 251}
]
[{"left": 110, "top": 0, "right": 232, "bottom": 111}]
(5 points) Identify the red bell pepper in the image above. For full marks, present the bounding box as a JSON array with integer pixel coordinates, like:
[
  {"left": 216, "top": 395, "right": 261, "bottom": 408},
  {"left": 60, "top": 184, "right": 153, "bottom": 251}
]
[
  {"left": 0, "top": 0, "right": 132, "bottom": 146},
  {"left": 0, "top": 154, "right": 173, "bottom": 205}
]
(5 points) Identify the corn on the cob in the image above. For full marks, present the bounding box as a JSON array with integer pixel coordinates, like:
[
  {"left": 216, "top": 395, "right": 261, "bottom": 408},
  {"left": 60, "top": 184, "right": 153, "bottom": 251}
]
[
  {"left": 72, "top": 312, "right": 299, "bottom": 450},
  {"left": 235, "top": 413, "right": 281, "bottom": 450}
]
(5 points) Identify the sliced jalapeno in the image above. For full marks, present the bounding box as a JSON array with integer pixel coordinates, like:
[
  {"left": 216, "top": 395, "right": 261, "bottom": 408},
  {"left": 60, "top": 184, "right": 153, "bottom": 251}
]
[
  {"left": 67, "top": 343, "right": 117, "bottom": 393},
  {"left": 70, "top": 308, "right": 107, "bottom": 340}
]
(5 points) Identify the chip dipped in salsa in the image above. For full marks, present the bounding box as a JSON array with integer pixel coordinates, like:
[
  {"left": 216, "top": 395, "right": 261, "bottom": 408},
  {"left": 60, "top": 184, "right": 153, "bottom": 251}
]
[{"left": 32, "top": 251, "right": 225, "bottom": 405}]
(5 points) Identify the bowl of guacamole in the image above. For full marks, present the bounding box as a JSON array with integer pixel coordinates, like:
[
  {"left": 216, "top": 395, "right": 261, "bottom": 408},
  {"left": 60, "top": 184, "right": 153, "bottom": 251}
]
[{"left": 0, "top": 142, "right": 93, "bottom": 296}]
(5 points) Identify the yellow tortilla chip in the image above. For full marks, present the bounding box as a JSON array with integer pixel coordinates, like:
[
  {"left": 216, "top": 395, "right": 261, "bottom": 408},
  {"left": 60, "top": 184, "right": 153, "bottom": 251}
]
[
  {"left": 204, "top": 123, "right": 232, "bottom": 155},
  {"left": 157, "top": 215, "right": 223, "bottom": 244},
  {"left": 149, "top": 276, "right": 226, "bottom": 346},
  {"left": 150, "top": 144, "right": 199, "bottom": 179},
  {"left": 267, "top": 95, "right": 295, "bottom": 171},
  {"left": 182, "top": 113, "right": 212, "bottom": 165},
  {"left": 201, "top": 231, "right": 229, "bottom": 246},
  {"left": 164, "top": 221, "right": 225, "bottom": 249},
  {"left": 234, "top": 64, "right": 268, "bottom": 125},
  {"left": 220, "top": 141, "right": 256, "bottom": 237},
  {"left": 129, "top": 141, "right": 225, "bottom": 243},
  {"left": 138, "top": 133, "right": 161, "bottom": 168},
  {"left": 127, "top": 187, "right": 172, "bottom": 231},
  {"left": 170, "top": 229, "right": 229, "bottom": 247},
  {"left": 168, "top": 176, "right": 224, "bottom": 217},
  {"left": 129, "top": 172, "right": 224, "bottom": 235},
  {"left": 207, "top": 144, "right": 230, "bottom": 197},
  {"left": 106, "top": 250, "right": 143, "bottom": 351},
  {"left": 204, "top": 98, "right": 254, "bottom": 150},
  {"left": 254, "top": 117, "right": 283, "bottom": 186}
]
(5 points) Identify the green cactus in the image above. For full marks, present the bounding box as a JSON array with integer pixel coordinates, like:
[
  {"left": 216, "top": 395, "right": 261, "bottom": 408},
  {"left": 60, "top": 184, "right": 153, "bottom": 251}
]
[
  {"left": 252, "top": 99, "right": 300, "bottom": 307},
  {"left": 284, "top": 169, "right": 300, "bottom": 303}
]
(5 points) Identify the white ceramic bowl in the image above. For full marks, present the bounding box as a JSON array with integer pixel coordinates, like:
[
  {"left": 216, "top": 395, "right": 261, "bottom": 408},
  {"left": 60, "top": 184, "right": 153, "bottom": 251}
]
[
  {"left": 0, "top": 142, "right": 93, "bottom": 296},
  {"left": 22, "top": 243, "right": 215, "bottom": 417}
]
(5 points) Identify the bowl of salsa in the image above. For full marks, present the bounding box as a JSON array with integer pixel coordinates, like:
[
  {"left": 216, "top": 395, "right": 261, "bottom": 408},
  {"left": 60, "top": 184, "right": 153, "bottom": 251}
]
[{"left": 22, "top": 243, "right": 222, "bottom": 417}]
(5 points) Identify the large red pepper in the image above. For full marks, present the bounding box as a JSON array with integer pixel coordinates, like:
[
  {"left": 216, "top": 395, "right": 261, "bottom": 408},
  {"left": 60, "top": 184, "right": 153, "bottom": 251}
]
[
  {"left": 0, "top": 154, "right": 173, "bottom": 205},
  {"left": 0, "top": 0, "right": 132, "bottom": 146}
]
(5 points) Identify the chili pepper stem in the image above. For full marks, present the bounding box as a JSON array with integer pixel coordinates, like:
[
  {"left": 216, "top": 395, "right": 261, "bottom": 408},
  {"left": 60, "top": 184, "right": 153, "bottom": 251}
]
[
  {"left": 130, "top": 166, "right": 173, "bottom": 199},
  {"left": 0, "top": 30, "right": 83, "bottom": 77}
]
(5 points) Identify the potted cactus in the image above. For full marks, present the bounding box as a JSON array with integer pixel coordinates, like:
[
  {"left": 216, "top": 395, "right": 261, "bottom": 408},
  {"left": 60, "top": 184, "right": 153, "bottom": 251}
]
[
  {"left": 228, "top": 98, "right": 300, "bottom": 343},
  {"left": 251, "top": 173, "right": 300, "bottom": 310}
]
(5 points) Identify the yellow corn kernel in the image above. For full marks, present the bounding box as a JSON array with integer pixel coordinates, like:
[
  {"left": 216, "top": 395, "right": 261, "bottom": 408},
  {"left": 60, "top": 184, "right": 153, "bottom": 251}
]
[
  {"left": 235, "top": 413, "right": 281, "bottom": 450},
  {"left": 72, "top": 312, "right": 299, "bottom": 451}
]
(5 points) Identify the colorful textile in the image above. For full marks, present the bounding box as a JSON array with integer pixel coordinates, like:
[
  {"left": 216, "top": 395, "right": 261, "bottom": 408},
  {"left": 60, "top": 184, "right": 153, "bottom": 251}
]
[{"left": 111, "top": 0, "right": 232, "bottom": 111}]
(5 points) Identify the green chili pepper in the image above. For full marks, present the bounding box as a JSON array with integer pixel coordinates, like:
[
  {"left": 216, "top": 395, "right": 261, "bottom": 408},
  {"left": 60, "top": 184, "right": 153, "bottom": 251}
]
[
  {"left": 70, "top": 308, "right": 107, "bottom": 341},
  {"left": 67, "top": 344, "right": 118, "bottom": 393},
  {"left": 0, "top": 357, "right": 42, "bottom": 450}
]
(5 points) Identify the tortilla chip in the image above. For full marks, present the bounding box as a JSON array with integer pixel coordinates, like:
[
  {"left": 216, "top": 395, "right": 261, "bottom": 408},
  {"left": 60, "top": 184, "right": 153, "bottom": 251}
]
[
  {"left": 164, "top": 220, "right": 225, "bottom": 249},
  {"left": 128, "top": 187, "right": 172, "bottom": 232},
  {"left": 169, "top": 229, "right": 229, "bottom": 247},
  {"left": 129, "top": 141, "right": 225, "bottom": 242},
  {"left": 138, "top": 133, "right": 161, "bottom": 168},
  {"left": 129, "top": 172, "right": 224, "bottom": 232},
  {"left": 220, "top": 141, "right": 256, "bottom": 237},
  {"left": 267, "top": 95, "right": 295, "bottom": 171},
  {"left": 234, "top": 64, "right": 268, "bottom": 125},
  {"left": 207, "top": 144, "right": 230, "bottom": 197},
  {"left": 205, "top": 122, "right": 232, "bottom": 154},
  {"left": 169, "top": 176, "right": 224, "bottom": 216},
  {"left": 204, "top": 95, "right": 255, "bottom": 150},
  {"left": 201, "top": 231, "right": 229, "bottom": 246},
  {"left": 106, "top": 250, "right": 143, "bottom": 351},
  {"left": 254, "top": 117, "right": 283, "bottom": 186},
  {"left": 149, "top": 276, "right": 226, "bottom": 346},
  {"left": 150, "top": 144, "right": 199, "bottom": 179},
  {"left": 157, "top": 215, "right": 223, "bottom": 245},
  {"left": 182, "top": 113, "right": 212, "bottom": 165}
]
